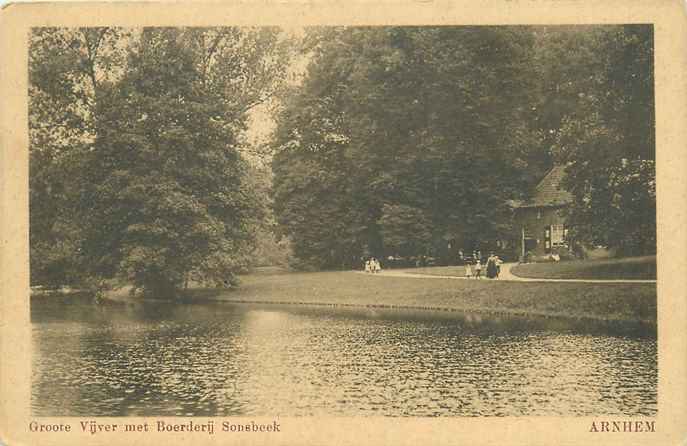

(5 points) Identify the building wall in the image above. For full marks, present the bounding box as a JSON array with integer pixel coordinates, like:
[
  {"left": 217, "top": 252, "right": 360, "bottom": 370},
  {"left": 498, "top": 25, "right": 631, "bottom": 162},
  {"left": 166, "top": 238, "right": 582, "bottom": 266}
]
[{"left": 513, "top": 205, "right": 568, "bottom": 258}]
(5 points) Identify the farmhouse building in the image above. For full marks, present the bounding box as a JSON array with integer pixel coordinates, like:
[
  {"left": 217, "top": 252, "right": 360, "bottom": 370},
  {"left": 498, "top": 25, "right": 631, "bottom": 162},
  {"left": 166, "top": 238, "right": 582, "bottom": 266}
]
[{"left": 512, "top": 165, "right": 573, "bottom": 259}]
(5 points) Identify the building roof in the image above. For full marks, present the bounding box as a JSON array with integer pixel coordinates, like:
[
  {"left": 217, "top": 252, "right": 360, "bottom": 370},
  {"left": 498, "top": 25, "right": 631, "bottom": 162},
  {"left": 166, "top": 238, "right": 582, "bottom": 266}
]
[{"left": 516, "top": 165, "right": 573, "bottom": 209}]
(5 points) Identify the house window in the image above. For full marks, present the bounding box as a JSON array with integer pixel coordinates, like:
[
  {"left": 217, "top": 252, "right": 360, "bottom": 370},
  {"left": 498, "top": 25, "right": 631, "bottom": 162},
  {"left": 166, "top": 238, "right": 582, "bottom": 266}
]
[{"left": 551, "top": 224, "right": 566, "bottom": 247}]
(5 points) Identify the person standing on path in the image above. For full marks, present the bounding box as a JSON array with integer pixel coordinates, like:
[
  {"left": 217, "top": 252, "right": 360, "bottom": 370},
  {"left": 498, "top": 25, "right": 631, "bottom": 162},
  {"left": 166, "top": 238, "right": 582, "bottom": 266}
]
[
  {"left": 486, "top": 253, "right": 498, "bottom": 279},
  {"left": 465, "top": 261, "right": 473, "bottom": 278},
  {"left": 474, "top": 259, "right": 482, "bottom": 279}
]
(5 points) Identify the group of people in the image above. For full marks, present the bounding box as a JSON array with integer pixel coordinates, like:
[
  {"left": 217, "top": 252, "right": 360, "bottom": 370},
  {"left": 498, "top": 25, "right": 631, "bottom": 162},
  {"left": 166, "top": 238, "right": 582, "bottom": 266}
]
[
  {"left": 362, "top": 251, "right": 503, "bottom": 279},
  {"left": 464, "top": 253, "right": 502, "bottom": 279},
  {"left": 364, "top": 257, "right": 382, "bottom": 273}
]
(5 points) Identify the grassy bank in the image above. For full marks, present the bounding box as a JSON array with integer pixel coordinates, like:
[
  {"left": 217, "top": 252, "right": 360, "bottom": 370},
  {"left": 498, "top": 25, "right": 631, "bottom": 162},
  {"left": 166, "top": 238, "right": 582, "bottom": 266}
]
[
  {"left": 188, "top": 270, "right": 656, "bottom": 323},
  {"left": 510, "top": 256, "right": 656, "bottom": 280}
]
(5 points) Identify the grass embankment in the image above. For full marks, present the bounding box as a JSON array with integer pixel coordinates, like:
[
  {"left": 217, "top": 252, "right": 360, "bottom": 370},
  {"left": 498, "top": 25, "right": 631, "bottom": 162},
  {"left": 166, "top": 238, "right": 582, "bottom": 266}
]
[
  {"left": 510, "top": 256, "right": 656, "bottom": 280},
  {"left": 189, "top": 270, "right": 656, "bottom": 324}
]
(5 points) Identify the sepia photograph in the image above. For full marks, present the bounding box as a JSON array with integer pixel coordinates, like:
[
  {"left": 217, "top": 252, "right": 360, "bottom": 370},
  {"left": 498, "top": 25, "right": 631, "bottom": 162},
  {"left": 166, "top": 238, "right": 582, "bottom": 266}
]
[
  {"left": 4, "top": 1, "right": 687, "bottom": 444},
  {"left": 27, "top": 24, "right": 659, "bottom": 419}
]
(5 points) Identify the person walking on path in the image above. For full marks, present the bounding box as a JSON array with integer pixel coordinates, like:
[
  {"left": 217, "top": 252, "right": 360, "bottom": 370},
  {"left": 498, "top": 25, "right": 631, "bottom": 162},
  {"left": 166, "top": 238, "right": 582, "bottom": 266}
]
[
  {"left": 486, "top": 253, "right": 498, "bottom": 279},
  {"left": 474, "top": 259, "right": 482, "bottom": 279},
  {"left": 465, "top": 261, "right": 473, "bottom": 279},
  {"left": 495, "top": 255, "right": 502, "bottom": 279}
]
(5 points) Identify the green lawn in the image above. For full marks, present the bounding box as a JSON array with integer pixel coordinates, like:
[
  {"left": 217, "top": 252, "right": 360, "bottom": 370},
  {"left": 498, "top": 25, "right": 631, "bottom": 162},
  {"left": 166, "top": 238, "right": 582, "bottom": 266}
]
[
  {"left": 510, "top": 256, "right": 656, "bottom": 280},
  {"left": 188, "top": 269, "right": 656, "bottom": 323},
  {"left": 399, "top": 266, "right": 472, "bottom": 277}
]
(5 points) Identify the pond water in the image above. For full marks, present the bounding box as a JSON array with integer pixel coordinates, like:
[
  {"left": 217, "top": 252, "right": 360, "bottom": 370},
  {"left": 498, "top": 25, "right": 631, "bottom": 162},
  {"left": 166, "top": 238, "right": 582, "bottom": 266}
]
[{"left": 31, "top": 295, "right": 657, "bottom": 417}]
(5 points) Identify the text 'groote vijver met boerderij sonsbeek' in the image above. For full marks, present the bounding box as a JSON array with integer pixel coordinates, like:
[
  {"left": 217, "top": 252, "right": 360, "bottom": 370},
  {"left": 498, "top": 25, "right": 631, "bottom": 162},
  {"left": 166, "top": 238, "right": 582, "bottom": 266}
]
[{"left": 29, "top": 420, "right": 281, "bottom": 435}]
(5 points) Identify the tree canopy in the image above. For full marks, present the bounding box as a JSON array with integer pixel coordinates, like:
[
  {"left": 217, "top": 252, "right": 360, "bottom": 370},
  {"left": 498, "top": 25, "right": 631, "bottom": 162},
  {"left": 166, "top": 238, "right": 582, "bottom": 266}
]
[
  {"left": 271, "top": 25, "right": 655, "bottom": 268},
  {"left": 273, "top": 27, "right": 545, "bottom": 268},
  {"left": 30, "top": 25, "right": 656, "bottom": 284},
  {"left": 545, "top": 26, "right": 656, "bottom": 255},
  {"left": 29, "top": 27, "right": 291, "bottom": 294}
]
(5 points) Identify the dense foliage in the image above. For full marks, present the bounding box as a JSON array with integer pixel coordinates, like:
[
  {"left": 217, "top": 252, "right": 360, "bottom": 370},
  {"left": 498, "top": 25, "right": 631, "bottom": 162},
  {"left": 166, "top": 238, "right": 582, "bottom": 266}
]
[
  {"left": 30, "top": 28, "right": 129, "bottom": 288},
  {"left": 272, "top": 27, "right": 544, "bottom": 269},
  {"left": 29, "top": 27, "right": 290, "bottom": 294},
  {"left": 271, "top": 26, "right": 655, "bottom": 269},
  {"left": 30, "top": 25, "right": 656, "bottom": 284},
  {"left": 546, "top": 26, "right": 656, "bottom": 255}
]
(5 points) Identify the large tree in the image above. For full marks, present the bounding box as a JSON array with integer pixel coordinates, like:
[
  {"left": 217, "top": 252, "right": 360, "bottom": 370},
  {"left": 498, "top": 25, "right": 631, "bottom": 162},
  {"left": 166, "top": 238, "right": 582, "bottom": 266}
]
[
  {"left": 544, "top": 25, "right": 656, "bottom": 255},
  {"left": 272, "top": 27, "right": 542, "bottom": 269},
  {"left": 29, "top": 27, "right": 128, "bottom": 287},
  {"left": 29, "top": 27, "right": 290, "bottom": 294}
]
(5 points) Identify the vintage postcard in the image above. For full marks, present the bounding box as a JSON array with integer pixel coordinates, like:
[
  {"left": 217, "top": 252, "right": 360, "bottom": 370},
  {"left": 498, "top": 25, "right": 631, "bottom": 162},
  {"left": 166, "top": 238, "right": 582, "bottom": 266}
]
[{"left": 1, "top": 1, "right": 686, "bottom": 445}]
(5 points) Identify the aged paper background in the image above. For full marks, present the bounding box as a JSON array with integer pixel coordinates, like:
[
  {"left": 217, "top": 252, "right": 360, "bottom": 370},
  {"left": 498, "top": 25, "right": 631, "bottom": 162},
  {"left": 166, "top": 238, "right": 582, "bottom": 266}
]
[{"left": 1, "top": 1, "right": 686, "bottom": 445}]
